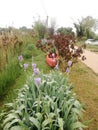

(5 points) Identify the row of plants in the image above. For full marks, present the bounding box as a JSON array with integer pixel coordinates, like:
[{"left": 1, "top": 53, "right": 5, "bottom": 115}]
[
  {"left": 0, "top": 33, "right": 38, "bottom": 98},
  {"left": 0, "top": 30, "right": 23, "bottom": 71},
  {"left": 0, "top": 30, "right": 24, "bottom": 98},
  {"left": 0, "top": 63, "right": 86, "bottom": 130}
]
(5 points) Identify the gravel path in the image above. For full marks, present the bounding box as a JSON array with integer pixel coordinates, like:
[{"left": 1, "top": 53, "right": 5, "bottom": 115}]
[{"left": 81, "top": 49, "right": 98, "bottom": 74}]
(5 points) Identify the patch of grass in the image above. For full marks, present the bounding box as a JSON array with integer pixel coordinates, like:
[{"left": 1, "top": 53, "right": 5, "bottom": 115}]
[
  {"left": 0, "top": 71, "right": 26, "bottom": 107},
  {"left": 0, "top": 57, "right": 21, "bottom": 98},
  {"left": 22, "top": 43, "right": 37, "bottom": 59},
  {"left": 69, "top": 61, "right": 98, "bottom": 130},
  {"left": 33, "top": 50, "right": 51, "bottom": 73},
  {"left": 86, "top": 44, "right": 98, "bottom": 50},
  {"left": 22, "top": 49, "right": 33, "bottom": 58},
  {"left": 77, "top": 40, "right": 98, "bottom": 53},
  {"left": 86, "top": 44, "right": 98, "bottom": 53}
]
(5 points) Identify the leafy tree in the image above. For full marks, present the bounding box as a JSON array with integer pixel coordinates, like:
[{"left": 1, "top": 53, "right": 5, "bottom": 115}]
[
  {"left": 33, "top": 17, "right": 47, "bottom": 39},
  {"left": 57, "top": 27, "right": 74, "bottom": 35},
  {"left": 74, "top": 16, "right": 98, "bottom": 39},
  {"left": 19, "top": 26, "right": 28, "bottom": 31},
  {"left": 74, "top": 22, "right": 83, "bottom": 38},
  {"left": 86, "top": 28, "right": 95, "bottom": 39},
  {"left": 48, "top": 18, "right": 56, "bottom": 38}
]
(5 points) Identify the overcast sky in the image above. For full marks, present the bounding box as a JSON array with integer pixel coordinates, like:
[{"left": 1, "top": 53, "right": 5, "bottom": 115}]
[{"left": 0, "top": 0, "right": 98, "bottom": 29}]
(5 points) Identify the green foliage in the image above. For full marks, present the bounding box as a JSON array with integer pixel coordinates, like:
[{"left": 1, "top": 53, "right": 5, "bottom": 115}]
[
  {"left": 48, "top": 18, "right": 56, "bottom": 38},
  {"left": 94, "top": 34, "right": 98, "bottom": 40},
  {"left": 22, "top": 50, "right": 33, "bottom": 59},
  {"left": 0, "top": 70, "right": 86, "bottom": 130},
  {"left": 86, "top": 29, "right": 95, "bottom": 39},
  {"left": 33, "top": 18, "right": 47, "bottom": 39},
  {"left": 74, "top": 22, "right": 83, "bottom": 38},
  {"left": 57, "top": 27, "right": 74, "bottom": 35},
  {"left": 74, "top": 16, "right": 98, "bottom": 39},
  {"left": 0, "top": 34, "right": 37, "bottom": 98},
  {"left": 0, "top": 35, "right": 33, "bottom": 98},
  {"left": 0, "top": 57, "right": 21, "bottom": 97},
  {"left": 22, "top": 43, "right": 37, "bottom": 59},
  {"left": 26, "top": 43, "right": 36, "bottom": 51}
]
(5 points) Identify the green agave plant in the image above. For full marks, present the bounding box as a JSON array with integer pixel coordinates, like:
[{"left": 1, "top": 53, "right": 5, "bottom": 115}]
[{"left": 0, "top": 70, "right": 86, "bottom": 130}]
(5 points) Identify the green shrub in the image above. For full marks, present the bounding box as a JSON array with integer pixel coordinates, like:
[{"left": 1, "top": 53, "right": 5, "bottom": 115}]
[
  {"left": 0, "top": 70, "right": 86, "bottom": 130},
  {"left": 26, "top": 44, "right": 36, "bottom": 51},
  {"left": 22, "top": 50, "right": 33, "bottom": 59},
  {"left": 22, "top": 43, "right": 38, "bottom": 59}
]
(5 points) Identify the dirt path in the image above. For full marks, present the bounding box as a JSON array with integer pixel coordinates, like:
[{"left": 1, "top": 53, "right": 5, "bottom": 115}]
[{"left": 81, "top": 49, "right": 98, "bottom": 74}]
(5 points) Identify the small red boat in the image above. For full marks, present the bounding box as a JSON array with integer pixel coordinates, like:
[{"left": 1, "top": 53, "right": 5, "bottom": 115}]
[{"left": 46, "top": 54, "right": 58, "bottom": 67}]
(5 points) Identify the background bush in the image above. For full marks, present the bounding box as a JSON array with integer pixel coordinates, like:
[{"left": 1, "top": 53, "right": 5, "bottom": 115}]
[{"left": 22, "top": 43, "right": 39, "bottom": 59}]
